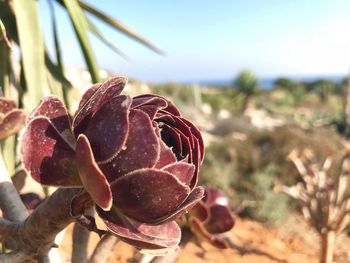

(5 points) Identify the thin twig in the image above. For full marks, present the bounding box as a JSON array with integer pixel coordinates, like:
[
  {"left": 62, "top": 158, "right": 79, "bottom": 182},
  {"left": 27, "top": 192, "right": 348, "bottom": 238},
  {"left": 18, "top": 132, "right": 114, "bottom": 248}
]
[
  {"left": 88, "top": 234, "right": 119, "bottom": 263},
  {"left": 0, "top": 251, "right": 35, "bottom": 263},
  {"left": 0, "top": 153, "right": 28, "bottom": 222},
  {"left": 72, "top": 208, "right": 94, "bottom": 263}
]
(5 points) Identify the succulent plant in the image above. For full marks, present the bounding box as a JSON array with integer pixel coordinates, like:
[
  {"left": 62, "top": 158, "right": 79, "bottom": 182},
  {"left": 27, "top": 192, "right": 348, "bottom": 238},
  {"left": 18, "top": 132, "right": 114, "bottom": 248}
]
[
  {"left": 188, "top": 187, "right": 235, "bottom": 248},
  {"left": 0, "top": 97, "right": 25, "bottom": 141},
  {"left": 20, "top": 76, "right": 205, "bottom": 250}
]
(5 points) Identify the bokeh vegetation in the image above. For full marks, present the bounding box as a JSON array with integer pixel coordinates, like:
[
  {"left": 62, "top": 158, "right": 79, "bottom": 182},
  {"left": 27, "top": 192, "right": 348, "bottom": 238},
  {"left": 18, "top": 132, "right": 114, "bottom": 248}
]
[{"left": 143, "top": 73, "right": 349, "bottom": 224}]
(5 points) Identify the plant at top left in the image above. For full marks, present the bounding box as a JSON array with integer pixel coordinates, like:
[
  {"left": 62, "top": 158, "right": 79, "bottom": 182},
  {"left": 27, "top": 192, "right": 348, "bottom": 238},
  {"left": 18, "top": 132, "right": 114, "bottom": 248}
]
[{"left": 0, "top": 76, "right": 205, "bottom": 262}]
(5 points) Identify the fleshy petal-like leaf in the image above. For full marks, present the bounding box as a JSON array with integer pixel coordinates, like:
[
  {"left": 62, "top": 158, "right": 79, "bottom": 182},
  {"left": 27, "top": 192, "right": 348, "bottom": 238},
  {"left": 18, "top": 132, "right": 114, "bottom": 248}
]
[
  {"left": 28, "top": 96, "right": 71, "bottom": 134},
  {"left": 190, "top": 137, "right": 201, "bottom": 188},
  {"left": 20, "top": 192, "right": 42, "bottom": 211},
  {"left": 161, "top": 124, "right": 192, "bottom": 161},
  {"left": 155, "top": 187, "right": 204, "bottom": 224},
  {"left": 100, "top": 109, "right": 159, "bottom": 181},
  {"left": 21, "top": 117, "right": 80, "bottom": 186},
  {"left": 0, "top": 97, "right": 16, "bottom": 114},
  {"left": 132, "top": 96, "right": 168, "bottom": 119},
  {"left": 205, "top": 205, "right": 235, "bottom": 234},
  {"left": 76, "top": 134, "right": 112, "bottom": 211},
  {"left": 204, "top": 187, "right": 231, "bottom": 207},
  {"left": 78, "top": 83, "right": 101, "bottom": 110},
  {"left": 189, "top": 217, "right": 230, "bottom": 249},
  {"left": 181, "top": 117, "right": 205, "bottom": 162},
  {"left": 189, "top": 201, "right": 209, "bottom": 222},
  {"left": 110, "top": 168, "right": 190, "bottom": 223},
  {"left": 0, "top": 109, "right": 25, "bottom": 140},
  {"left": 154, "top": 140, "right": 177, "bottom": 169},
  {"left": 131, "top": 95, "right": 168, "bottom": 108},
  {"left": 83, "top": 95, "right": 131, "bottom": 162},
  {"left": 97, "top": 207, "right": 181, "bottom": 249},
  {"left": 134, "top": 104, "right": 161, "bottom": 120},
  {"left": 158, "top": 114, "right": 194, "bottom": 147},
  {"left": 135, "top": 94, "right": 180, "bottom": 116},
  {"left": 162, "top": 162, "right": 195, "bottom": 186},
  {"left": 73, "top": 77, "right": 126, "bottom": 134},
  {"left": 160, "top": 124, "right": 182, "bottom": 157}
]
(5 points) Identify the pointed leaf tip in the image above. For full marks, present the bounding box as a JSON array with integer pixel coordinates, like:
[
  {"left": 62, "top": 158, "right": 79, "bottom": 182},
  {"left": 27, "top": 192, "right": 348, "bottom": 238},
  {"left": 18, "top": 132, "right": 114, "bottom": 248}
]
[{"left": 76, "top": 134, "right": 112, "bottom": 210}]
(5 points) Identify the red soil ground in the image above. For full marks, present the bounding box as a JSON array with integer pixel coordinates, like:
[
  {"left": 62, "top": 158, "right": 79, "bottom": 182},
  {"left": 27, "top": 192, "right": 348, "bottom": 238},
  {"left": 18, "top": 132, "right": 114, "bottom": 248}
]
[{"left": 60, "top": 215, "right": 350, "bottom": 263}]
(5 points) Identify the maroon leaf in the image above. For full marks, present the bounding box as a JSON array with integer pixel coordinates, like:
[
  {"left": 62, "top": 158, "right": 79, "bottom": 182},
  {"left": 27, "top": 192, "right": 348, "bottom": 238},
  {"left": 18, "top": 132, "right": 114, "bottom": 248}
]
[
  {"left": 0, "top": 97, "right": 16, "bottom": 114},
  {"left": 97, "top": 207, "right": 181, "bottom": 249},
  {"left": 132, "top": 96, "right": 168, "bottom": 119},
  {"left": 205, "top": 205, "right": 235, "bottom": 234},
  {"left": 20, "top": 193, "right": 42, "bottom": 211},
  {"left": 190, "top": 137, "right": 201, "bottom": 188},
  {"left": 160, "top": 124, "right": 183, "bottom": 158},
  {"left": 0, "top": 110, "right": 26, "bottom": 140},
  {"left": 181, "top": 117, "right": 205, "bottom": 162},
  {"left": 154, "top": 140, "right": 177, "bottom": 169},
  {"left": 189, "top": 201, "right": 209, "bottom": 222},
  {"left": 110, "top": 168, "right": 190, "bottom": 223},
  {"left": 83, "top": 95, "right": 131, "bottom": 162},
  {"left": 28, "top": 96, "right": 72, "bottom": 134},
  {"left": 157, "top": 114, "right": 194, "bottom": 148},
  {"left": 132, "top": 95, "right": 167, "bottom": 108},
  {"left": 99, "top": 109, "right": 160, "bottom": 181},
  {"left": 21, "top": 117, "right": 80, "bottom": 186},
  {"left": 204, "top": 187, "right": 231, "bottom": 207},
  {"left": 162, "top": 162, "right": 195, "bottom": 186},
  {"left": 189, "top": 217, "right": 229, "bottom": 249},
  {"left": 73, "top": 77, "right": 126, "bottom": 133},
  {"left": 78, "top": 83, "right": 101, "bottom": 110},
  {"left": 132, "top": 94, "right": 180, "bottom": 116},
  {"left": 76, "top": 134, "right": 112, "bottom": 211},
  {"left": 155, "top": 186, "right": 204, "bottom": 224}
]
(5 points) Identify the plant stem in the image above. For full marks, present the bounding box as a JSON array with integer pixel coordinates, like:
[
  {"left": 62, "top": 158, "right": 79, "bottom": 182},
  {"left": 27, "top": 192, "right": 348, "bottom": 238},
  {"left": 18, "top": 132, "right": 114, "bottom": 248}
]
[
  {"left": 320, "top": 230, "right": 336, "bottom": 263},
  {"left": 0, "top": 152, "right": 28, "bottom": 222},
  {"left": 89, "top": 234, "right": 119, "bottom": 263},
  {"left": 0, "top": 188, "right": 92, "bottom": 261},
  {"left": 72, "top": 208, "right": 94, "bottom": 263}
]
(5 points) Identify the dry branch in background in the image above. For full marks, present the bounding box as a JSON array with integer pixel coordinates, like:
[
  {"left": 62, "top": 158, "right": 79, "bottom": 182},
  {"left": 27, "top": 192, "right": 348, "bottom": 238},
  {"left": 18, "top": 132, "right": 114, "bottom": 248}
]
[
  {"left": 89, "top": 234, "right": 119, "bottom": 263},
  {"left": 276, "top": 149, "right": 350, "bottom": 263}
]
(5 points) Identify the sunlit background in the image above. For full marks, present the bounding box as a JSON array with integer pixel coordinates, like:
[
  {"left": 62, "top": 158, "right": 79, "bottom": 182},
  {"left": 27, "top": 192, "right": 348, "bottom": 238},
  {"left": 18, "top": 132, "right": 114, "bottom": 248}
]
[
  {"left": 3, "top": 1, "right": 350, "bottom": 262},
  {"left": 40, "top": 0, "right": 350, "bottom": 84}
]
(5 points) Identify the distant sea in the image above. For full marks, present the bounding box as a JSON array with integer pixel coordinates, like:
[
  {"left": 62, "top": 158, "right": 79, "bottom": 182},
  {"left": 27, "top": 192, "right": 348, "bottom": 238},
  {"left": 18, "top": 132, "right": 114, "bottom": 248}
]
[{"left": 194, "top": 75, "right": 345, "bottom": 89}]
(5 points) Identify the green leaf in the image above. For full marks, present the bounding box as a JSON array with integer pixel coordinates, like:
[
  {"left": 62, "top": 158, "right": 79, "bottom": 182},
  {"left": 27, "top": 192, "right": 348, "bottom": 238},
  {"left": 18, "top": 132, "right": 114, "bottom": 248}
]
[
  {"left": 44, "top": 51, "right": 76, "bottom": 110},
  {"left": 86, "top": 17, "right": 129, "bottom": 61},
  {"left": 2, "top": 136, "right": 16, "bottom": 176},
  {"left": 48, "top": 0, "right": 64, "bottom": 72},
  {"left": 62, "top": 0, "right": 100, "bottom": 83},
  {"left": 78, "top": 1, "right": 164, "bottom": 55},
  {"left": 0, "top": 20, "right": 10, "bottom": 96},
  {"left": 0, "top": 18, "right": 11, "bottom": 49},
  {"left": 13, "top": 0, "right": 47, "bottom": 110}
]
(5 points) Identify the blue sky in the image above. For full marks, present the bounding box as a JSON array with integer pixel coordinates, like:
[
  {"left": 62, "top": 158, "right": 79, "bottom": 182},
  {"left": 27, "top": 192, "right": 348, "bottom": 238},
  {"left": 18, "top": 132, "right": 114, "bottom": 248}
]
[{"left": 40, "top": 0, "right": 350, "bottom": 82}]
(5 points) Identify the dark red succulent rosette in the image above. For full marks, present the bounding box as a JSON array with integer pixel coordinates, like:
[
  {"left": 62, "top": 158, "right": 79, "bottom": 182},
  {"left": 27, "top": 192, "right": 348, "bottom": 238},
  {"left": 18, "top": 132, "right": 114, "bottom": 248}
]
[
  {"left": 0, "top": 97, "right": 26, "bottom": 140},
  {"left": 188, "top": 187, "right": 235, "bottom": 249},
  {"left": 20, "top": 77, "right": 205, "bottom": 250}
]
